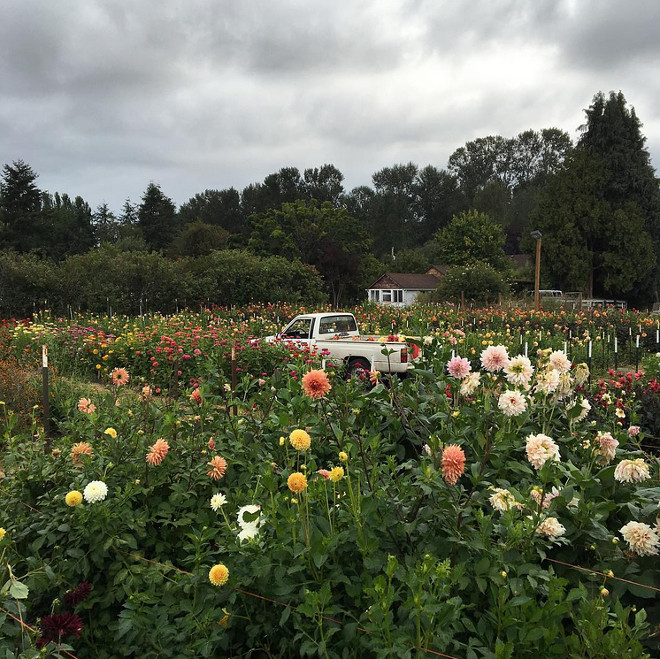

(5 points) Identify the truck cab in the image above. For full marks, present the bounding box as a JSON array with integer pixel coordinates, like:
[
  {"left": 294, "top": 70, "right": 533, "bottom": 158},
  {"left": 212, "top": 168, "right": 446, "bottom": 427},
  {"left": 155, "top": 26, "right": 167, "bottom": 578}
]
[{"left": 279, "top": 313, "right": 360, "bottom": 342}]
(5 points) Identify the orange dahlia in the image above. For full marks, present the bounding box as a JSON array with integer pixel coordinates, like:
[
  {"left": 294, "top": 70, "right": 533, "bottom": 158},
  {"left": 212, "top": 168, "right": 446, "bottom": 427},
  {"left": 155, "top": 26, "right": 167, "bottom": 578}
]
[
  {"left": 146, "top": 439, "right": 170, "bottom": 466},
  {"left": 207, "top": 455, "right": 228, "bottom": 480},
  {"left": 77, "top": 397, "right": 96, "bottom": 414},
  {"left": 441, "top": 444, "right": 466, "bottom": 485},
  {"left": 287, "top": 472, "right": 308, "bottom": 493},
  {"left": 110, "top": 367, "right": 129, "bottom": 387},
  {"left": 301, "top": 369, "right": 332, "bottom": 399},
  {"left": 71, "top": 442, "right": 94, "bottom": 463},
  {"left": 190, "top": 388, "right": 202, "bottom": 405}
]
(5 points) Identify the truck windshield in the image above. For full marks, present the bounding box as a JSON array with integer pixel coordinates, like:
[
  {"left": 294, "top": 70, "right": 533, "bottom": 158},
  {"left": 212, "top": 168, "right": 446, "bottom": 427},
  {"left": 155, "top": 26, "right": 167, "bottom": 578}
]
[{"left": 282, "top": 318, "right": 312, "bottom": 339}]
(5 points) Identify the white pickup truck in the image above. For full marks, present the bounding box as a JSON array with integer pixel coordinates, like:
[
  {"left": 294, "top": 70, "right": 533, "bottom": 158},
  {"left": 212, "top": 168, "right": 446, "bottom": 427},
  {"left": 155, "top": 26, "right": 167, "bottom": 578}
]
[{"left": 266, "top": 312, "right": 416, "bottom": 376}]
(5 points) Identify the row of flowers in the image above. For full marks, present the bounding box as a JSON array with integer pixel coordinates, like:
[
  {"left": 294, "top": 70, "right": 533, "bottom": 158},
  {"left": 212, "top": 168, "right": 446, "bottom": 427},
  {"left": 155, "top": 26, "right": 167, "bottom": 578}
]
[{"left": 2, "top": 332, "right": 659, "bottom": 655}]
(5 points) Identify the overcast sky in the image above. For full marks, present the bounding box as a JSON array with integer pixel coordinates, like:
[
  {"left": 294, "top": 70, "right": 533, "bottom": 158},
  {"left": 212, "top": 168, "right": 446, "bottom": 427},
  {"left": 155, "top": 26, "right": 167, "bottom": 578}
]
[{"left": 2, "top": 0, "right": 660, "bottom": 213}]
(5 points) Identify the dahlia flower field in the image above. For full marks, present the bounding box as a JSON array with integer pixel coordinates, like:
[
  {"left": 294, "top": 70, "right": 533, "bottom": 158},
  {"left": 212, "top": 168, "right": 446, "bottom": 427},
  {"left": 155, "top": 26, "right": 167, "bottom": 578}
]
[{"left": 0, "top": 305, "right": 659, "bottom": 657}]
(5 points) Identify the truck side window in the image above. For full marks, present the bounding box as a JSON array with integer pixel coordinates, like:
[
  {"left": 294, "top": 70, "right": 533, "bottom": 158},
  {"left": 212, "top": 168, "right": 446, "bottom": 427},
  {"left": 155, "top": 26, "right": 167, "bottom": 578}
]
[
  {"left": 319, "top": 315, "right": 357, "bottom": 335},
  {"left": 319, "top": 319, "right": 336, "bottom": 334},
  {"left": 282, "top": 319, "right": 311, "bottom": 339}
]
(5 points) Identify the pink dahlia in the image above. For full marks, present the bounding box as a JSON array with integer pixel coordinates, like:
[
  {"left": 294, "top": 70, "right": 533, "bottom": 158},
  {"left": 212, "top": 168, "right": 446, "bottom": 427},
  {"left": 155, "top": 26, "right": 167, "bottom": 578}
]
[
  {"left": 595, "top": 431, "right": 618, "bottom": 465},
  {"left": 480, "top": 345, "right": 509, "bottom": 372},
  {"left": 446, "top": 356, "right": 471, "bottom": 379}
]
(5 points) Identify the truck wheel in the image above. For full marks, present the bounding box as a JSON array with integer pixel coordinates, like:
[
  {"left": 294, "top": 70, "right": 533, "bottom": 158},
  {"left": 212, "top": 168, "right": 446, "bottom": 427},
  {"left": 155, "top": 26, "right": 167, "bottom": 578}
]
[{"left": 346, "top": 357, "right": 371, "bottom": 379}]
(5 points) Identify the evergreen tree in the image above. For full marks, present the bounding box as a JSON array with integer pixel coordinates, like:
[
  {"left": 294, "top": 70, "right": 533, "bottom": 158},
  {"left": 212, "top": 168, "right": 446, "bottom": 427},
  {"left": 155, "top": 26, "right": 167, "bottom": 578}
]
[
  {"left": 578, "top": 91, "right": 660, "bottom": 301},
  {"left": 92, "top": 203, "right": 121, "bottom": 245},
  {"left": 120, "top": 199, "right": 138, "bottom": 225},
  {"left": 532, "top": 91, "right": 659, "bottom": 303},
  {"left": 0, "top": 160, "right": 42, "bottom": 252},
  {"left": 138, "top": 183, "right": 178, "bottom": 252}
]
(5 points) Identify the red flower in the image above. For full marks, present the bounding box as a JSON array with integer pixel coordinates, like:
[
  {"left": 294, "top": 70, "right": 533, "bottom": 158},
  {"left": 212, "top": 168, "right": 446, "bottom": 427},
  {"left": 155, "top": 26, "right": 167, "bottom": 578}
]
[
  {"left": 63, "top": 582, "right": 92, "bottom": 607},
  {"left": 37, "top": 612, "right": 84, "bottom": 647}
]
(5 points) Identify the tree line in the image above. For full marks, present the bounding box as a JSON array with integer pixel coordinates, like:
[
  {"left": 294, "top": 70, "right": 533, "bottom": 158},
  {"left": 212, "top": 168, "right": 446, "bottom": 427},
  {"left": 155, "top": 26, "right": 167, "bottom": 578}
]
[{"left": 1, "top": 90, "right": 658, "bottom": 314}]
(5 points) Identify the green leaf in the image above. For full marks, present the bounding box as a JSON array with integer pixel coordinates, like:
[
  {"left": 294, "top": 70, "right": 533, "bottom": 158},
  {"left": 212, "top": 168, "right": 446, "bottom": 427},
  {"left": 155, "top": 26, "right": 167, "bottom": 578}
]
[{"left": 9, "top": 581, "right": 29, "bottom": 599}]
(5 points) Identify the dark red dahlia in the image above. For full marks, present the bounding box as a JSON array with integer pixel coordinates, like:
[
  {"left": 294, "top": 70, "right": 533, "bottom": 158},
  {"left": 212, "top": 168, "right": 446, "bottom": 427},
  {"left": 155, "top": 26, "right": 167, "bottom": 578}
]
[
  {"left": 62, "top": 582, "right": 92, "bottom": 607},
  {"left": 37, "top": 611, "right": 84, "bottom": 646}
]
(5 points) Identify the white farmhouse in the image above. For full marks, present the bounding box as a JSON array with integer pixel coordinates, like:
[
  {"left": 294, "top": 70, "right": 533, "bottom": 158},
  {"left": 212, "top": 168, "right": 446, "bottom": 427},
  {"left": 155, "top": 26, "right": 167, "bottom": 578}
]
[{"left": 367, "top": 266, "right": 448, "bottom": 306}]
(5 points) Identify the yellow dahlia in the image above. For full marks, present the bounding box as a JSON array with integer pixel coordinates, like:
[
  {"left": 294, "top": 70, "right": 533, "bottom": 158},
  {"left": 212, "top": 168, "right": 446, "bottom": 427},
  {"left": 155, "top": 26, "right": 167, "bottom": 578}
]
[
  {"left": 289, "top": 429, "right": 311, "bottom": 451},
  {"left": 329, "top": 466, "right": 344, "bottom": 483},
  {"left": 209, "top": 563, "right": 229, "bottom": 586},
  {"left": 65, "top": 490, "right": 83, "bottom": 507}
]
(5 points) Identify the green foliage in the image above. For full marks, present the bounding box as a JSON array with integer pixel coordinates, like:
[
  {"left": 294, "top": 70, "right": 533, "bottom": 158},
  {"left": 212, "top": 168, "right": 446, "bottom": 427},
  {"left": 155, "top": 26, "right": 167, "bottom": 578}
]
[
  {"left": 0, "top": 333, "right": 657, "bottom": 657},
  {"left": 0, "top": 250, "right": 59, "bottom": 317},
  {"left": 59, "top": 245, "right": 183, "bottom": 314},
  {"left": 0, "top": 247, "right": 326, "bottom": 317},
  {"left": 247, "top": 200, "right": 371, "bottom": 305},
  {"left": 532, "top": 91, "right": 659, "bottom": 304},
  {"left": 426, "top": 261, "right": 510, "bottom": 305},
  {"left": 169, "top": 221, "right": 230, "bottom": 257},
  {"left": 182, "top": 249, "right": 326, "bottom": 307},
  {"left": 431, "top": 210, "right": 511, "bottom": 273},
  {"left": 641, "top": 352, "right": 660, "bottom": 381}
]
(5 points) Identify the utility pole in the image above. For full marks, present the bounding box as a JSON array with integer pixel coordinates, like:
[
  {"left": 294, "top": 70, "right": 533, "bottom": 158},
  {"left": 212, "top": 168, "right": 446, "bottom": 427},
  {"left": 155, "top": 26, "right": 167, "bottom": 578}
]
[{"left": 531, "top": 230, "right": 542, "bottom": 311}]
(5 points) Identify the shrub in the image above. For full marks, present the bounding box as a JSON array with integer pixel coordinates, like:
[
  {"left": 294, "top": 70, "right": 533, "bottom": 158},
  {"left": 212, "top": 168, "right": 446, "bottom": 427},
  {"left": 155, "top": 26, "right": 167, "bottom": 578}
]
[
  {"left": 0, "top": 356, "right": 40, "bottom": 435},
  {"left": 427, "top": 261, "right": 510, "bottom": 305}
]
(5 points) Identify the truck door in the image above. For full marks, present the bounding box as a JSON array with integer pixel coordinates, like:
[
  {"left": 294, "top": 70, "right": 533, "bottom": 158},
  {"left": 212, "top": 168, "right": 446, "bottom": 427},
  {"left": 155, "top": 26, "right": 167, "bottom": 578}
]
[{"left": 281, "top": 317, "right": 314, "bottom": 351}]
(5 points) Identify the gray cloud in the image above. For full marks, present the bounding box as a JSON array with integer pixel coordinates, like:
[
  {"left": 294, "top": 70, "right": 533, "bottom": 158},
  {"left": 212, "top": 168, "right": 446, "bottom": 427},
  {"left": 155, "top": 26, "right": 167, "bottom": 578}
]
[{"left": 1, "top": 0, "right": 659, "bottom": 212}]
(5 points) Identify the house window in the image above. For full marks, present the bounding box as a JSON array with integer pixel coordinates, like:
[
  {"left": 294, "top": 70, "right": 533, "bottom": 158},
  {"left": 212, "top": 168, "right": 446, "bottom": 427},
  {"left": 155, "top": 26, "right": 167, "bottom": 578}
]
[
  {"left": 394, "top": 290, "right": 403, "bottom": 303},
  {"left": 382, "top": 290, "right": 392, "bottom": 302},
  {"left": 370, "top": 289, "right": 380, "bottom": 302}
]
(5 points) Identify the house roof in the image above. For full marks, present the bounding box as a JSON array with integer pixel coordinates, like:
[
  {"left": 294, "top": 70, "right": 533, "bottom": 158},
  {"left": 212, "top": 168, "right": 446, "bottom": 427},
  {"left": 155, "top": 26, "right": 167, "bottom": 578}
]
[
  {"left": 368, "top": 272, "right": 441, "bottom": 291},
  {"left": 426, "top": 264, "right": 450, "bottom": 276}
]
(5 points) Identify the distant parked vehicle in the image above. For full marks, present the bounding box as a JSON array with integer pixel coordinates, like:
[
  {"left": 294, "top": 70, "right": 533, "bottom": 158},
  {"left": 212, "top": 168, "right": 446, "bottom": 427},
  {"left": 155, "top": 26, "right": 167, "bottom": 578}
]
[
  {"left": 528, "top": 289, "right": 563, "bottom": 298},
  {"left": 265, "top": 312, "right": 416, "bottom": 376}
]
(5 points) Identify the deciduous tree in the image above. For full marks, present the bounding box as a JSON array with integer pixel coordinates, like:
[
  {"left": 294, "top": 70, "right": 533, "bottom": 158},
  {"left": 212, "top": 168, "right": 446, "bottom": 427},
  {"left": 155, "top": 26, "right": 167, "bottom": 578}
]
[{"left": 430, "top": 210, "right": 509, "bottom": 273}]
